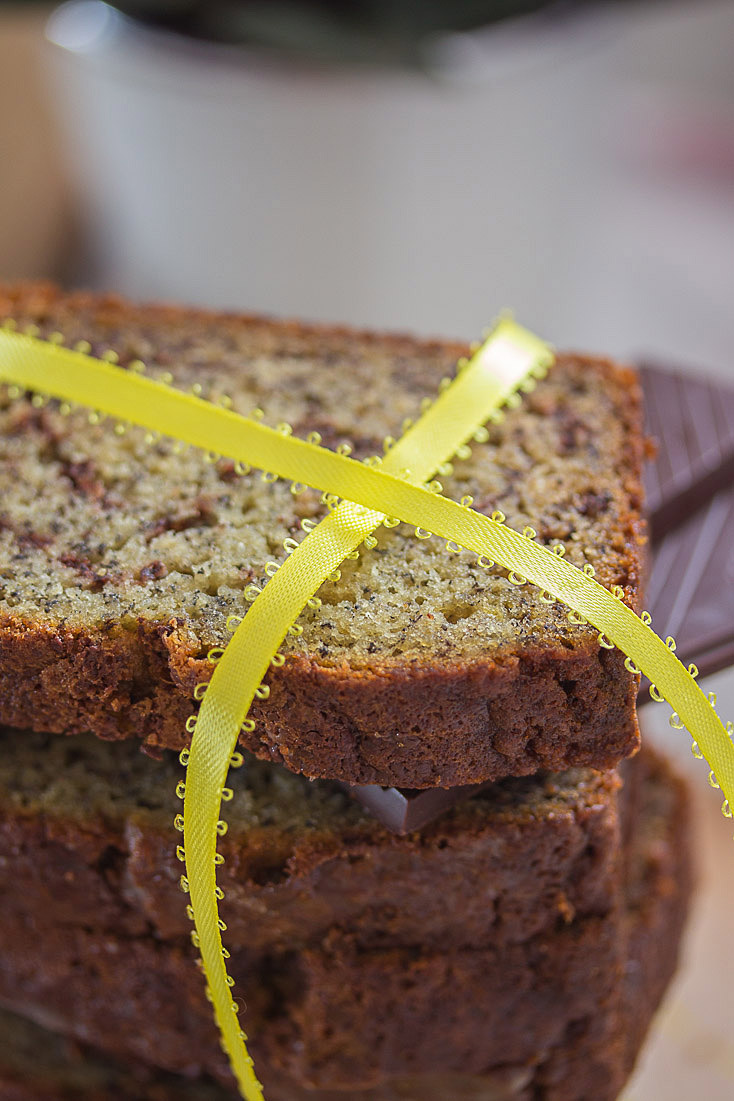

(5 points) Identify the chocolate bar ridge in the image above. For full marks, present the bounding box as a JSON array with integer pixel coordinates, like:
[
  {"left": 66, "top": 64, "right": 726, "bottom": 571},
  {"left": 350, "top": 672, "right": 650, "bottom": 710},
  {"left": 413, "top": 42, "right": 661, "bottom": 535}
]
[{"left": 641, "top": 364, "right": 734, "bottom": 541}]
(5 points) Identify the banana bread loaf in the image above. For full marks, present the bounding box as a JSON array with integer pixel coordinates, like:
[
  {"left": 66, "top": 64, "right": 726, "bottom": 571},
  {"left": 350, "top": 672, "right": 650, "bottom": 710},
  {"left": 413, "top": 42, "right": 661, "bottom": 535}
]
[
  {"left": 0, "top": 284, "right": 645, "bottom": 787},
  {"left": 0, "top": 744, "right": 690, "bottom": 1100}
]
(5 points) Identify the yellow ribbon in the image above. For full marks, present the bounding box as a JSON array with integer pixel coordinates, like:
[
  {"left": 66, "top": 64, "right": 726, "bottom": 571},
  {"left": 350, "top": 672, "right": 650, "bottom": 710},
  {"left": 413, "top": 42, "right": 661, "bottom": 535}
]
[
  {"left": 1, "top": 320, "right": 733, "bottom": 1099},
  {"left": 182, "top": 320, "right": 551, "bottom": 1097}
]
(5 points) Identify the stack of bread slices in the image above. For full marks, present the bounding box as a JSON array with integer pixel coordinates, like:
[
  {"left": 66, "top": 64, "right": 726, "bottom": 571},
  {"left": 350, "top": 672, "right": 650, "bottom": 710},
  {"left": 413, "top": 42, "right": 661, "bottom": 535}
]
[{"left": 0, "top": 284, "right": 691, "bottom": 1101}]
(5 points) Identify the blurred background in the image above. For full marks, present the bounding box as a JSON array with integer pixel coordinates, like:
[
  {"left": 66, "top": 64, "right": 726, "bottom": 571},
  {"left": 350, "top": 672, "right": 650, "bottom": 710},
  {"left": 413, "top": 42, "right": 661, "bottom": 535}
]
[
  {"left": 1, "top": 1, "right": 734, "bottom": 1097},
  {"left": 2, "top": 0, "right": 733, "bottom": 372}
]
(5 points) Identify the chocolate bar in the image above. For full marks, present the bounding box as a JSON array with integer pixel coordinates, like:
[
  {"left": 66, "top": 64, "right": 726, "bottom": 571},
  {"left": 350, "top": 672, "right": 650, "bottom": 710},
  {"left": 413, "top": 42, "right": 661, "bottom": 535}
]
[
  {"left": 641, "top": 363, "right": 734, "bottom": 541},
  {"left": 347, "top": 364, "right": 734, "bottom": 832},
  {"left": 645, "top": 488, "right": 734, "bottom": 682},
  {"left": 640, "top": 364, "right": 734, "bottom": 681},
  {"left": 346, "top": 779, "right": 492, "bottom": 834}
]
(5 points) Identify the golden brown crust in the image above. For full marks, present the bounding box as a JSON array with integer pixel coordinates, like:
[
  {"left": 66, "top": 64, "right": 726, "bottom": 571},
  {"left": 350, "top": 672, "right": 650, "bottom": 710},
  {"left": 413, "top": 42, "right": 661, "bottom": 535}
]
[
  {"left": 242, "top": 644, "right": 640, "bottom": 785},
  {"left": 0, "top": 283, "right": 646, "bottom": 785},
  {"left": 0, "top": 615, "right": 639, "bottom": 784}
]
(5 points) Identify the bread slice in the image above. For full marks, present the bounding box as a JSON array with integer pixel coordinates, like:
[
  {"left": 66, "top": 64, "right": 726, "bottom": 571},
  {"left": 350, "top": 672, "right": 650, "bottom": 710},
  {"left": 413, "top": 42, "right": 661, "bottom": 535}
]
[
  {"left": 0, "top": 284, "right": 645, "bottom": 786},
  {"left": 0, "top": 728, "right": 621, "bottom": 957},
  {"left": 0, "top": 744, "right": 690, "bottom": 1101}
]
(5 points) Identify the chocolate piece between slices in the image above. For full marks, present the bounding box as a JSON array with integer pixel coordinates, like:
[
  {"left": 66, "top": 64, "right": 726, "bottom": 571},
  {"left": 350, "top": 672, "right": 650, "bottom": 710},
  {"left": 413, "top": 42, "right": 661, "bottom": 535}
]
[
  {"left": 351, "top": 363, "right": 734, "bottom": 832},
  {"left": 345, "top": 777, "right": 489, "bottom": 834}
]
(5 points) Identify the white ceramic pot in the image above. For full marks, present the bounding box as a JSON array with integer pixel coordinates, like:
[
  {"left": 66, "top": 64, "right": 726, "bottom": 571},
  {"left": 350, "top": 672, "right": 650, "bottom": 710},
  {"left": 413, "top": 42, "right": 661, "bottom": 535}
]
[{"left": 47, "top": 0, "right": 617, "bottom": 340}]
